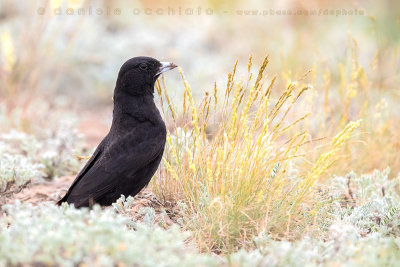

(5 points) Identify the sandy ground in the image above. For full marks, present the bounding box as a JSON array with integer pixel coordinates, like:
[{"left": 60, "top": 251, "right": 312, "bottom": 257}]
[
  {"left": 1, "top": 175, "right": 180, "bottom": 227},
  {"left": 3, "top": 176, "right": 74, "bottom": 205},
  {"left": 77, "top": 109, "right": 111, "bottom": 148}
]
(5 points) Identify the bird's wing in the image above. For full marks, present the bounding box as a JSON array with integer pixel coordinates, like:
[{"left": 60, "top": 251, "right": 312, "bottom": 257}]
[
  {"left": 57, "top": 138, "right": 106, "bottom": 204},
  {"left": 65, "top": 122, "right": 166, "bottom": 206}
]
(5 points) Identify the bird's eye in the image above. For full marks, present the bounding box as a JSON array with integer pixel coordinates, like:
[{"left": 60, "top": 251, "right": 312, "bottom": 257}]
[{"left": 139, "top": 64, "right": 147, "bottom": 70}]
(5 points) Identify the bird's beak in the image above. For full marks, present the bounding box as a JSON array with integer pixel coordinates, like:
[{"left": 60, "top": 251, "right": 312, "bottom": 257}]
[{"left": 155, "top": 62, "right": 178, "bottom": 76}]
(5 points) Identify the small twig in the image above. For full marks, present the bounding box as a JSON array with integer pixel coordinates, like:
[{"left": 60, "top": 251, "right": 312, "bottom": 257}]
[{"left": 346, "top": 174, "right": 356, "bottom": 206}]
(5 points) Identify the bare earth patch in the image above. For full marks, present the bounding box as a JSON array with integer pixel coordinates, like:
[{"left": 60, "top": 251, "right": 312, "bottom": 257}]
[
  {"left": 1, "top": 176, "right": 182, "bottom": 228},
  {"left": 3, "top": 176, "right": 73, "bottom": 205}
]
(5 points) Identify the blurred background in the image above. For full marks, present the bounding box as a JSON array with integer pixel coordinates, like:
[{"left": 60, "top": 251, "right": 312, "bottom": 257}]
[{"left": 0, "top": 0, "right": 399, "bottom": 174}]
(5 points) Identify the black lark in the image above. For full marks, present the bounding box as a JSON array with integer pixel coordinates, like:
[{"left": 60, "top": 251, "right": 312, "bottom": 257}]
[{"left": 58, "top": 56, "right": 177, "bottom": 208}]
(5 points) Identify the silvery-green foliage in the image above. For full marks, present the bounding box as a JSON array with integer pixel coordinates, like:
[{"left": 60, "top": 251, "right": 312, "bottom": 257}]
[
  {"left": 242, "top": 233, "right": 323, "bottom": 267},
  {"left": 0, "top": 154, "right": 44, "bottom": 191},
  {"left": 269, "top": 162, "right": 281, "bottom": 179},
  {"left": 170, "top": 127, "right": 193, "bottom": 147},
  {"left": 228, "top": 249, "right": 265, "bottom": 266},
  {"left": 0, "top": 201, "right": 220, "bottom": 267},
  {"left": 36, "top": 119, "right": 84, "bottom": 179},
  {"left": 112, "top": 194, "right": 135, "bottom": 214},
  {"left": 229, "top": 231, "right": 400, "bottom": 267},
  {"left": 343, "top": 197, "right": 399, "bottom": 234},
  {"left": 166, "top": 127, "right": 190, "bottom": 166},
  {"left": 0, "top": 140, "right": 45, "bottom": 191},
  {"left": 168, "top": 127, "right": 206, "bottom": 159},
  {"left": 330, "top": 168, "right": 400, "bottom": 235},
  {"left": 0, "top": 130, "right": 41, "bottom": 158},
  {"left": 0, "top": 119, "right": 83, "bottom": 183},
  {"left": 139, "top": 207, "right": 157, "bottom": 226},
  {"left": 176, "top": 201, "right": 187, "bottom": 226}
]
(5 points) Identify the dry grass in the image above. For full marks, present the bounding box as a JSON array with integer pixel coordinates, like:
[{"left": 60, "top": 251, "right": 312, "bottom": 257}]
[{"left": 152, "top": 56, "right": 360, "bottom": 253}]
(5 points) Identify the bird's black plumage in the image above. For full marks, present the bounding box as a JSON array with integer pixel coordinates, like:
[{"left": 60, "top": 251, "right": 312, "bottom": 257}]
[{"left": 58, "top": 56, "right": 177, "bottom": 208}]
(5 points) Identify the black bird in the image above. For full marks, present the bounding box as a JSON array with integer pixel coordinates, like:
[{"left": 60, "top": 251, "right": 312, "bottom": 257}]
[{"left": 58, "top": 56, "right": 177, "bottom": 208}]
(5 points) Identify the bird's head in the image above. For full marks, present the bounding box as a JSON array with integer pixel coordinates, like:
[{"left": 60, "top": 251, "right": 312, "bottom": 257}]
[{"left": 116, "top": 56, "right": 177, "bottom": 96}]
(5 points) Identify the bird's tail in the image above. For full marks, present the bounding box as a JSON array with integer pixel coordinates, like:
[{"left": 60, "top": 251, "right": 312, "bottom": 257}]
[{"left": 57, "top": 194, "right": 68, "bottom": 205}]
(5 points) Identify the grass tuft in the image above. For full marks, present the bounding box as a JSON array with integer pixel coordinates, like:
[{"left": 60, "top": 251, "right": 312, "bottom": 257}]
[{"left": 153, "top": 57, "right": 360, "bottom": 252}]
